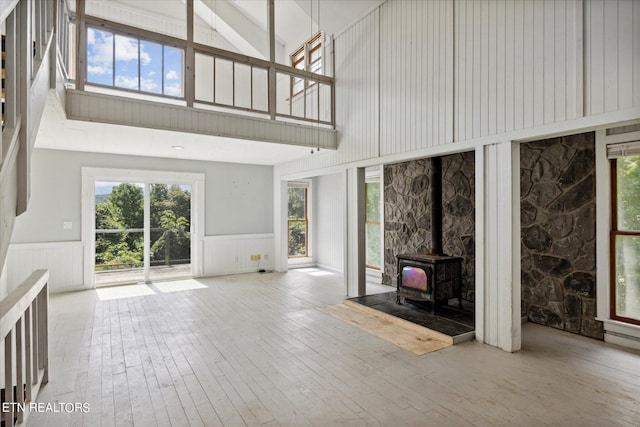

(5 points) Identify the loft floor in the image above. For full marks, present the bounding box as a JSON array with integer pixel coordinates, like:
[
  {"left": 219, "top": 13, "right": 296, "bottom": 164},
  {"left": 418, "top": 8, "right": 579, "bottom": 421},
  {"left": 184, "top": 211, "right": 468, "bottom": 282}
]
[{"left": 32, "top": 269, "right": 640, "bottom": 426}]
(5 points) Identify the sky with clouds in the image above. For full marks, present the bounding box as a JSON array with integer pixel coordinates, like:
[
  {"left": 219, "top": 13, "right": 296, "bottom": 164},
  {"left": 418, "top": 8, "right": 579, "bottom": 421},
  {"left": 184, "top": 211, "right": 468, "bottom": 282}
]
[{"left": 87, "top": 28, "right": 183, "bottom": 97}]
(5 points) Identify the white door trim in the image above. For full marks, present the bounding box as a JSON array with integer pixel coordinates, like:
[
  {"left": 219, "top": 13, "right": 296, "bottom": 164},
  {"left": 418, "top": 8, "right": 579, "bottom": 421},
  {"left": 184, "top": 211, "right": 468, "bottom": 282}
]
[{"left": 81, "top": 167, "right": 205, "bottom": 288}]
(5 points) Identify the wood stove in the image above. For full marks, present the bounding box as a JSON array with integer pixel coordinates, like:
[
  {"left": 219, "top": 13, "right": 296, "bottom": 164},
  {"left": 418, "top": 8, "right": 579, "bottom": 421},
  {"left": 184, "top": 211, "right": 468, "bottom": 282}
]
[
  {"left": 395, "top": 156, "right": 464, "bottom": 313},
  {"left": 396, "top": 253, "right": 463, "bottom": 313}
]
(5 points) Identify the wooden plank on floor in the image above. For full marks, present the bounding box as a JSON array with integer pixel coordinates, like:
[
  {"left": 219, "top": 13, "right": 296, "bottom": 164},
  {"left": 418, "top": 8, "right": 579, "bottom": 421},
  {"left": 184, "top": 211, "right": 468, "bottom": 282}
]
[{"left": 319, "top": 304, "right": 451, "bottom": 355}]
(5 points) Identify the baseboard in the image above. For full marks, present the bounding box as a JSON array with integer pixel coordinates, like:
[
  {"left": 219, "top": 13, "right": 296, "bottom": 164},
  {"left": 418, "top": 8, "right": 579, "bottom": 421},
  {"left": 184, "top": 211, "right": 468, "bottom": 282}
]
[
  {"left": 604, "top": 332, "right": 640, "bottom": 351},
  {"left": 316, "top": 263, "right": 343, "bottom": 274},
  {"left": 202, "top": 265, "right": 275, "bottom": 277}
]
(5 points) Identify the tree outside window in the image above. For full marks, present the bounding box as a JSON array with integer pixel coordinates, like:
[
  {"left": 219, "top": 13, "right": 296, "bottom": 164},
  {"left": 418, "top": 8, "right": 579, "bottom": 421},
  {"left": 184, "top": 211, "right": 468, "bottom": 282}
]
[
  {"left": 365, "top": 181, "right": 381, "bottom": 269},
  {"left": 288, "top": 186, "right": 308, "bottom": 257},
  {"left": 612, "top": 154, "right": 640, "bottom": 324}
]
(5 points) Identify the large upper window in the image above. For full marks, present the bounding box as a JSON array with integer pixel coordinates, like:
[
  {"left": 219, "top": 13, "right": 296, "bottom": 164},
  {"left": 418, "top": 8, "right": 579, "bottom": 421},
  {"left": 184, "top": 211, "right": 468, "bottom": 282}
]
[
  {"left": 290, "top": 32, "right": 322, "bottom": 96},
  {"left": 288, "top": 183, "right": 309, "bottom": 258},
  {"left": 611, "top": 152, "right": 640, "bottom": 325},
  {"left": 86, "top": 27, "right": 184, "bottom": 98}
]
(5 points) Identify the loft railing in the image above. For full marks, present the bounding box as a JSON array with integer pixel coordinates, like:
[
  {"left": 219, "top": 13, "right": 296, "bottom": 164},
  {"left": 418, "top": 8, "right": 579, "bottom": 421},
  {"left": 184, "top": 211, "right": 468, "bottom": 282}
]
[
  {"left": 0, "top": 269, "right": 49, "bottom": 427},
  {"left": 68, "top": 7, "right": 335, "bottom": 127},
  {"left": 193, "top": 48, "right": 334, "bottom": 126}
]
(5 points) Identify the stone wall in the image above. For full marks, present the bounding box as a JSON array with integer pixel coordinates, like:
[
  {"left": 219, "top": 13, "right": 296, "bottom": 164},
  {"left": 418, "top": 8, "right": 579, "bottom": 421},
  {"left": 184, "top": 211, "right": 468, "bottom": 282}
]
[
  {"left": 520, "top": 132, "right": 603, "bottom": 340},
  {"left": 383, "top": 153, "right": 475, "bottom": 300}
]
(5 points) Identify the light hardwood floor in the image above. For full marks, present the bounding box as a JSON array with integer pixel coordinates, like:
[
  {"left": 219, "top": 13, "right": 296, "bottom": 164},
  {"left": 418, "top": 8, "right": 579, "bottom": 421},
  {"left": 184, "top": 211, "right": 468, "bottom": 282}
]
[{"left": 29, "top": 269, "right": 640, "bottom": 426}]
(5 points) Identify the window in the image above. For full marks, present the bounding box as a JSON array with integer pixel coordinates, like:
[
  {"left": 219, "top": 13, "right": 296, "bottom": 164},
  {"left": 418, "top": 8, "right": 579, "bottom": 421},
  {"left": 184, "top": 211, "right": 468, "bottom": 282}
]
[
  {"left": 288, "top": 183, "right": 309, "bottom": 257},
  {"left": 290, "top": 32, "right": 322, "bottom": 96},
  {"left": 86, "top": 27, "right": 184, "bottom": 98},
  {"left": 365, "top": 180, "right": 381, "bottom": 269},
  {"left": 2, "top": 35, "right": 5, "bottom": 128},
  {"left": 611, "top": 152, "right": 640, "bottom": 325}
]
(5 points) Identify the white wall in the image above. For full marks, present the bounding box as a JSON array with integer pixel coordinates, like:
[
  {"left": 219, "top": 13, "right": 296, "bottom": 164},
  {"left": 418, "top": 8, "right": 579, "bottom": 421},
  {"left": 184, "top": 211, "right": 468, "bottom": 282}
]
[
  {"left": 275, "top": 0, "right": 640, "bottom": 177},
  {"left": 11, "top": 148, "right": 273, "bottom": 243},
  {"left": 2, "top": 148, "right": 274, "bottom": 293},
  {"left": 313, "top": 173, "right": 344, "bottom": 271}
]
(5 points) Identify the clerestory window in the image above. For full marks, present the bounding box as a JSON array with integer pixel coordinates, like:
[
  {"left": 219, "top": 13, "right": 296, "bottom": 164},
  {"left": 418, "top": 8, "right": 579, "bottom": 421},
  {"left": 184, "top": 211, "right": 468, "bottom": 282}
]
[
  {"left": 86, "top": 26, "right": 184, "bottom": 98},
  {"left": 290, "top": 32, "right": 322, "bottom": 97}
]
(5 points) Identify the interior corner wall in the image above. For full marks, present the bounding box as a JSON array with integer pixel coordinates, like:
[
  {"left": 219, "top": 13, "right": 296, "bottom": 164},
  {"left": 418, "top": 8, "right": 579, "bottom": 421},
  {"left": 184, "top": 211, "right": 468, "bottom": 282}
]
[
  {"left": 383, "top": 152, "right": 476, "bottom": 299},
  {"left": 314, "top": 173, "right": 345, "bottom": 272},
  {"left": 10, "top": 148, "right": 274, "bottom": 244},
  {"left": 520, "top": 132, "right": 603, "bottom": 340}
]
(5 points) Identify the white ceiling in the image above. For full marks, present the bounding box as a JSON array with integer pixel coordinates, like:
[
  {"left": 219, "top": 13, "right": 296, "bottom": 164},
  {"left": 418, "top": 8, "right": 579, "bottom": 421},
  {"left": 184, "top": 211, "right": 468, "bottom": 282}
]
[
  {"left": 36, "top": 92, "right": 320, "bottom": 166},
  {"left": 51, "top": 0, "right": 384, "bottom": 165}
]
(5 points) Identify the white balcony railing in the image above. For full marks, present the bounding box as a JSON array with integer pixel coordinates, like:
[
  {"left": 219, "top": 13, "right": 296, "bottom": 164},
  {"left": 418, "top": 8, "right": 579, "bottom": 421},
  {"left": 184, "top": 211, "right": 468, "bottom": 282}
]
[
  {"left": 0, "top": 269, "right": 50, "bottom": 427},
  {"left": 69, "top": 7, "right": 335, "bottom": 128}
]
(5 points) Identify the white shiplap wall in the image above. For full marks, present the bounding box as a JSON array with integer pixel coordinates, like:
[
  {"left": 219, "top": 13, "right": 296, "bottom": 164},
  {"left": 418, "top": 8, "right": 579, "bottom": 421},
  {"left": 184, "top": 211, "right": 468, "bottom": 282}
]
[
  {"left": 454, "top": 0, "right": 583, "bottom": 141},
  {"left": 314, "top": 173, "right": 345, "bottom": 272},
  {"left": 475, "top": 141, "right": 521, "bottom": 352},
  {"left": 277, "top": 0, "right": 639, "bottom": 179},
  {"left": 380, "top": 0, "right": 453, "bottom": 154},
  {"left": 334, "top": 7, "right": 380, "bottom": 164},
  {"left": 584, "top": 0, "right": 640, "bottom": 116},
  {"left": 66, "top": 90, "right": 337, "bottom": 150},
  {"left": 5, "top": 242, "right": 85, "bottom": 294},
  {"left": 202, "top": 234, "right": 274, "bottom": 276}
]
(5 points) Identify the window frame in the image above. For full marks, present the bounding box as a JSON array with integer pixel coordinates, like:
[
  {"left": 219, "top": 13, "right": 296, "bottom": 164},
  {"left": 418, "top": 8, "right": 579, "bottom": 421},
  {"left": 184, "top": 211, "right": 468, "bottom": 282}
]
[
  {"left": 609, "top": 156, "right": 640, "bottom": 326},
  {"left": 365, "top": 180, "right": 381, "bottom": 270},
  {"left": 290, "top": 32, "right": 322, "bottom": 98},
  {"left": 85, "top": 24, "right": 186, "bottom": 100},
  {"left": 287, "top": 185, "right": 309, "bottom": 259}
]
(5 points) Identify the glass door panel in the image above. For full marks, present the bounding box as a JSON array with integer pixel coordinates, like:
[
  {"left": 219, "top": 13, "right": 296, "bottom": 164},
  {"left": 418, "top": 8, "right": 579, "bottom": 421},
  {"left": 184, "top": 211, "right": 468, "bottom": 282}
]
[
  {"left": 95, "top": 181, "right": 145, "bottom": 286},
  {"left": 149, "top": 184, "right": 192, "bottom": 281}
]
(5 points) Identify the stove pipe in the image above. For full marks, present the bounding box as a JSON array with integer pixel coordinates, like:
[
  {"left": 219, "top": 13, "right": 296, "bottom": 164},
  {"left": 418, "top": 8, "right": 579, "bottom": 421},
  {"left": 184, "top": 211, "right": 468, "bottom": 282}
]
[{"left": 430, "top": 157, "right": 443, "bottom": 255}]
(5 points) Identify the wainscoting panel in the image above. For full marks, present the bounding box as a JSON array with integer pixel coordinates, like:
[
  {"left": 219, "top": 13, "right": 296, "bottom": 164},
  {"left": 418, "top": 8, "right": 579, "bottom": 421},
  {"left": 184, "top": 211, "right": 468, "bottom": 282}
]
[
  {"left": 202, "top": 234, "right": 275, "bottom": 276},
  {"left": 6, "top": 241, "right": 85, "bottom": 293}
]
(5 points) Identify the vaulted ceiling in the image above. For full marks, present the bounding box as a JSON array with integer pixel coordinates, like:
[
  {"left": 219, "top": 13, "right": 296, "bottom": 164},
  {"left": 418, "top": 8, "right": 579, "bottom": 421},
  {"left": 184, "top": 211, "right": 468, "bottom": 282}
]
[{"left": 45, "top": 0, "right": 384, "bottom": 165}]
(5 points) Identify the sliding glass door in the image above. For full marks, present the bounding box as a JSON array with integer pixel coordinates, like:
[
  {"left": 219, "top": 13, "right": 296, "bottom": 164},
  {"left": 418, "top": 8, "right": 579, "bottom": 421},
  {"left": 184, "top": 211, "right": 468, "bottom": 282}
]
[{"left": 94, "top": 181, "right": 192, "bottom": 286}]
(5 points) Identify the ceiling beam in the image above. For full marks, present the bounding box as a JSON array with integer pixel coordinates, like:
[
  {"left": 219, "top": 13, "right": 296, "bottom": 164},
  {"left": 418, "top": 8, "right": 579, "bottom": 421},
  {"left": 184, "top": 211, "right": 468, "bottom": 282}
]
[{"left": 197, "top": 0, "right": 284, "bottom": 62}]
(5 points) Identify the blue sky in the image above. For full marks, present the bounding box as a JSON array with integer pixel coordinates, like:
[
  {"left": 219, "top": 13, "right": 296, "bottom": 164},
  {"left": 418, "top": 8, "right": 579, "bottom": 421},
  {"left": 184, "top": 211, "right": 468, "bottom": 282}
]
[
  {"left": 87, "top": 28, "right": 183, "bottom": 97},
  {"left": 95, "top": 182, "right": 191, "bottom": 196}
]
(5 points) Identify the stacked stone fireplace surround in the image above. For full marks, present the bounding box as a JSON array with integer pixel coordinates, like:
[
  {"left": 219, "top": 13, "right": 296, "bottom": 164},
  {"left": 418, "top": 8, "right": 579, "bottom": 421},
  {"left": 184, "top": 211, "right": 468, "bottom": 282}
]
[
  {"left": 383, "top": 133, "right": 603, "bottom": 340},
  {"left": 383, "top": 153, "right": 476, "bottom": 301},
  {"left": 521, "top": 132, "right": 603, "bottom": 339}
]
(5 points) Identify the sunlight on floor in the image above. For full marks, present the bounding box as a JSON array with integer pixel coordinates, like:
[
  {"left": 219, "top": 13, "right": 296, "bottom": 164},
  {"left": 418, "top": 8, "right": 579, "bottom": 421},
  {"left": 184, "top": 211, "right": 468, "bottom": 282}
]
[
  {"left": 153, "top": 280, "right": 208, "bottom": 293},
  {"left": 96, "top": 279, "right": 208, "bottom": 300},
  {"left": 96, "top": 284, "right": 156, "bottom": 301},
  {"left": 296, "top": 267, "right": 335, "bottom": 277}
]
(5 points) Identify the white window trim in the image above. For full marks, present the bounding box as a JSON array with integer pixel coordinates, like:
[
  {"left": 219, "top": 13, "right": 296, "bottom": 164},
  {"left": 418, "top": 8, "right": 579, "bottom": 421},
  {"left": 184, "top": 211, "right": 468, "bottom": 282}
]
[
  {"left": 365, "top": 167, "right": 384, "bottom": 275},
  {"left": 287, "top": 179, "right": 313, "bottom": 266},
  {"left": 81, "top": 167, "right": 205, "bottom": 288},
  {"left": 595, "top": 127, "right": 640, "bottom": 350}
]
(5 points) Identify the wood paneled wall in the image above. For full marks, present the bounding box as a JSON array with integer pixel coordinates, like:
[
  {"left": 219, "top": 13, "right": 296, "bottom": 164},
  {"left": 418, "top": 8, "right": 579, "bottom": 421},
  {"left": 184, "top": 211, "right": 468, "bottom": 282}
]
[
  {"left": 584, "top": 0, "right": 640, "bottom": 116},
  {"left": 2, "top": 235, "right": 275, "bottom": 295},
  {"left": 380, "top": 0, "right": 453, "bottom": 154},
  {"left": 202, "top": 234, "right": 274, "bottom": 276},
  {"left": 5, "top": 242, "right": 85, "bottom": 294},
  {"left": 454, "top": 0, "right": 583, "bottom": 140},
  {"left": 334, "top": 8, "right": 380, "bottom": 164},
  {"left": 276, "top": 0, "right": 639, "bottom": 178},
  {"left": 314, "top": 173, "right": 345, "bottom": 272}
]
